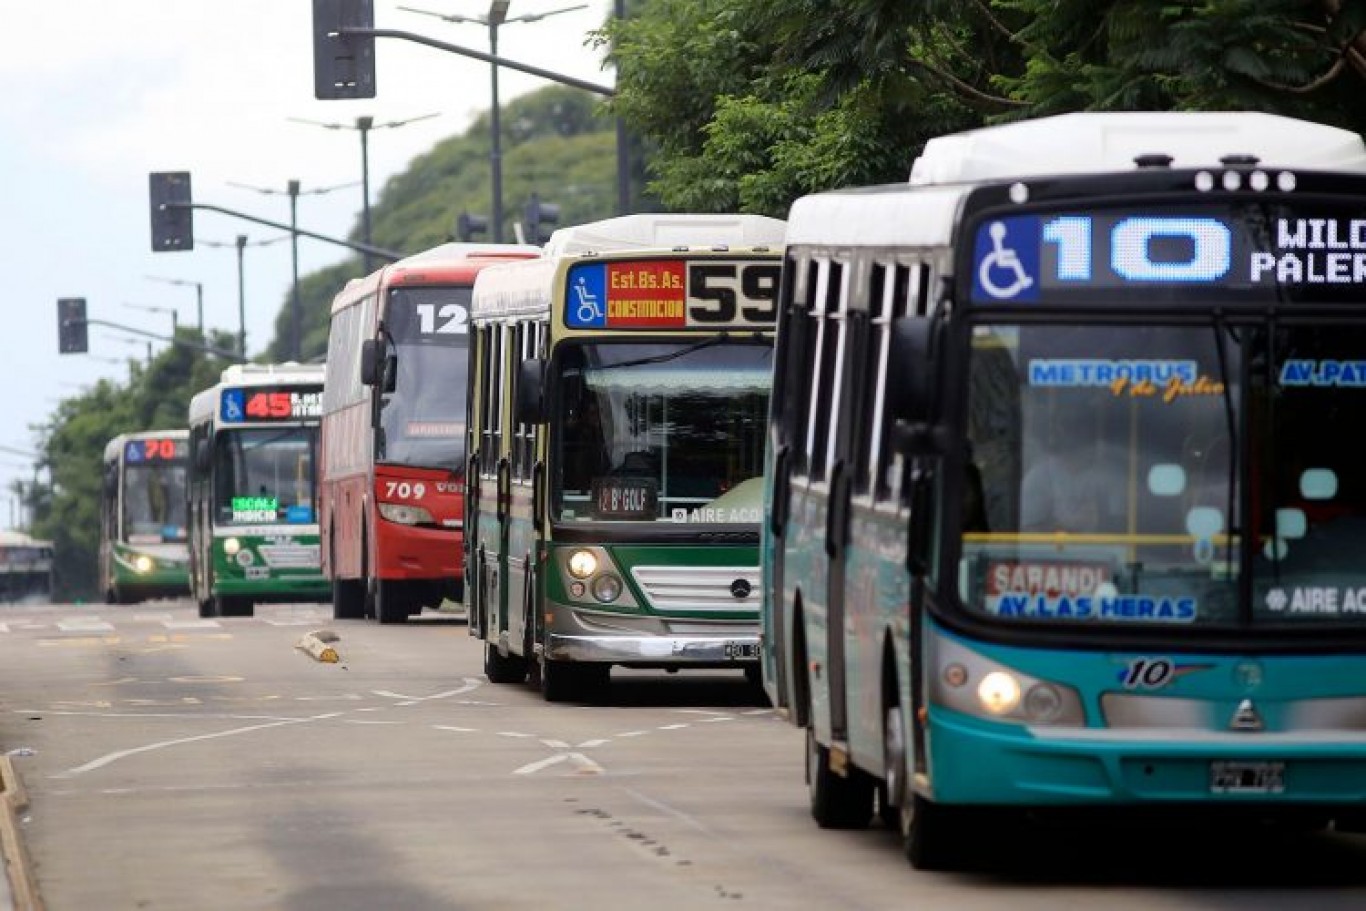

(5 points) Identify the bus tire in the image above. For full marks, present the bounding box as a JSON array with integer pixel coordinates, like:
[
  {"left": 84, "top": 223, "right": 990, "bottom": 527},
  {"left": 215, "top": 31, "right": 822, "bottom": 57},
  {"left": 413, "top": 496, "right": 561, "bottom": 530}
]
[
  {"left": 374, "top": 580, "right": 408, "bottom": 624},
  {"left": 806, "top": 726, "right": 873, "bottom": 830},
  {"left": 198, "top": 598, "right": 216, "bottom": 618},
  {"left": 484, "top": 642, "right": 528, "bottom": 684}
]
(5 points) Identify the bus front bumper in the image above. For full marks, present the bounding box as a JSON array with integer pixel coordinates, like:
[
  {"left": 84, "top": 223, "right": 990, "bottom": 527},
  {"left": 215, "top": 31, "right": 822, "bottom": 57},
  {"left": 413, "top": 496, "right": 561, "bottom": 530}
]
[
  {"left": 546, "top": 631, "right": 759, "bottom": 667},
  {"left": 928, "top": 707, "right": 1366, "bottom": 808}
]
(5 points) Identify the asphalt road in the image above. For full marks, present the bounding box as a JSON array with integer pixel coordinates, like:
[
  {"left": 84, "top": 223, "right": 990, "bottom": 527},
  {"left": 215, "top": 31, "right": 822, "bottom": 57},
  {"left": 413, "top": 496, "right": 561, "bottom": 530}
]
[{"left": 2, "top": 600, "right": 1366, "bottom": 910}]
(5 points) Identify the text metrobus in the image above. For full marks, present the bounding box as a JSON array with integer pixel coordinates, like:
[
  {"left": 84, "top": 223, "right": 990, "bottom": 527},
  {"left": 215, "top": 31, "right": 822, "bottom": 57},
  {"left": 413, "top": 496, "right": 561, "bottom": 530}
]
[
  {"left": 763, "top": 112, "right": 1366, "bottom": 869},
  {"left": 467, "top": 213, "right": 786, "bottom": 701},
  {"left": 100, "top": 429, "right": 191, "bottom": 604},
  {"left": 320, "top": 242, "right": 538, "bottom": 624},
  {"left": 187, "top": 362, "right": 328, "bottom": 617}
]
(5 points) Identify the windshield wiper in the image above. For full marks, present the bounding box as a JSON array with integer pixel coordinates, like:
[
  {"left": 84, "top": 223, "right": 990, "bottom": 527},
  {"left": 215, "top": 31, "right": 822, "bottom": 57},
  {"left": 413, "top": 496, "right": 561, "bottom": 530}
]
[{"left": 592, "top": 334, "right": 731, "bottom": 371}]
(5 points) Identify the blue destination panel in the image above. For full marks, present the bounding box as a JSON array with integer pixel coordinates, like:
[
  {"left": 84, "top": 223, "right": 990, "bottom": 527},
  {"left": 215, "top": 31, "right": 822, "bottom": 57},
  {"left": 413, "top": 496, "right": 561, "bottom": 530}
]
[{"left": 969, "top": 202, "right": 1366, "bottom": 304}]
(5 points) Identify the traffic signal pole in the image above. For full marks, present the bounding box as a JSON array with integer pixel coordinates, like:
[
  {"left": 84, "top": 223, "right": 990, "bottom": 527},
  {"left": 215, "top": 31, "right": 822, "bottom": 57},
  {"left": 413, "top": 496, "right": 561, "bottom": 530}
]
[{"left": 59, "top": 314, "right": 243, "bottom": 361}]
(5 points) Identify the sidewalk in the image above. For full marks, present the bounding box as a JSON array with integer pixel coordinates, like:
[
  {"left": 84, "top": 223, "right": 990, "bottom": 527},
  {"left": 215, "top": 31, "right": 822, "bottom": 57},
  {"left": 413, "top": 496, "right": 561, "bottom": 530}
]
[{"left": 0, "top": 753, "right": 34, "bottom": 910}]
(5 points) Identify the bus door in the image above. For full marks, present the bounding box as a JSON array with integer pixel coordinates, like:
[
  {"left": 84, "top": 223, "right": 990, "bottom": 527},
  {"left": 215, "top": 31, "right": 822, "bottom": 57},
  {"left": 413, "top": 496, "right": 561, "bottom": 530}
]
[
  {"left": 504, "top": 321, "right": 541, "bottom": 657},
  {"left": 474, "top": 323, "right": 512, "bottom": 646}
]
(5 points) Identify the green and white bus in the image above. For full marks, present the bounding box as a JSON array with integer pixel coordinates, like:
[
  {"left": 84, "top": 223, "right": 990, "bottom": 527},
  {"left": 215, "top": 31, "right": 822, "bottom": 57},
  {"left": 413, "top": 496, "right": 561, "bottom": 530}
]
[
  {"left": 764, "top": 112, "right": 1366, "bottom": 868},
  {"left": 99, "top": 430, "right": 190, "bottom": 604},
  {"left": 467, "top": 214, "right": 786, "bottom": 701},
  {"left": 187, "top": 363, "right": 328, "bottom": 618}
]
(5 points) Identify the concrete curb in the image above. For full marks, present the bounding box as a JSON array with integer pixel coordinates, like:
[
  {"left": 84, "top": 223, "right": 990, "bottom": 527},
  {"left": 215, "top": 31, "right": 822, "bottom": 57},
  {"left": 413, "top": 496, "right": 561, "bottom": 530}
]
[
  {"left": 0, "top": 755, "right": 41, "bottom": 910},
  {"left": 295, "top": 629, "right": 340, "bottom": 664}
]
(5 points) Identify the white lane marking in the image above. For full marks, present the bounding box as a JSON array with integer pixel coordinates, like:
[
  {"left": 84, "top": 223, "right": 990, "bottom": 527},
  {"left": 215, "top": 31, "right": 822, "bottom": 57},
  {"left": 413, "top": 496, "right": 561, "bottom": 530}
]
[
  {"left": 163, "top": 620, "right": 221, "bottom": 630},
  {"left": 658, "top": 724, "right": 690, "bottom": 731},
  {"left": 676, "top": 709, "right": 731, "bottom": 716},
  {"left": 134, "top": 613, "right": 173, "bottom": 622},
  {"left": 0, "top": 623, "right": 9, "bottom": 633},
  {"left": 577, "top": 739, "right": 609, "bottom": 748},
  {"left": 515, "top": 754, "right": 568, "bottom": 775},
  {"left": 615, "top": 731, "right": 647, "bottom": 738},
  {"left": 743, "top": 709, "right": 775, "bottom": 716},
  {"left": 498, "top": 731, "right": 535, "bottom": 739},
  {"left": 54, "top": 712, "right": 344, "bottom": 778},
  {"left": 263, "top": 618, "right": 322, "bottom": 626},
  {"left": 346, "top": 719, "right": 401, "bottom": 725},
  {"left": 20, "top": 710, "right": 303, "bottom": 722},
  {"left": 433, "top": 725, "right": 479, "bottom": 733},
  {"left": 372, "top": 680, "right": 482, "bottom": 704},
  {"left": 701, "top": 717, "right": 734, "bottom": 723},
  {"left": 541, "top": 739, "right": 570, "bottom": 749},
  {"left": 373, "top": 690, "right": 415, "bottom": 700},
  {"left": 513, "top": 752, "right": 604, "bottom": 776},
  {"left": 58, "top": 619, "right": 114, "bottom": 633}
]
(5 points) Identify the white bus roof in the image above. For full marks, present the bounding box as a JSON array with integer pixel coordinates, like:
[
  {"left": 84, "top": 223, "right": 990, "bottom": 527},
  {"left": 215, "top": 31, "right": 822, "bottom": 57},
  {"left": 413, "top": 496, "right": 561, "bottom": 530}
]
[
  {"left": 909, "top": 111, "right": 1366, "bottom": 186},
  {"left": 189, "top": 362, "right": 326, "bottom": 425},
  {"left": 542, "top": 213, "right": 786, "bottom": 257},
  {"left": 788, "top": 112, "right": 1366, "bottom": 249}
]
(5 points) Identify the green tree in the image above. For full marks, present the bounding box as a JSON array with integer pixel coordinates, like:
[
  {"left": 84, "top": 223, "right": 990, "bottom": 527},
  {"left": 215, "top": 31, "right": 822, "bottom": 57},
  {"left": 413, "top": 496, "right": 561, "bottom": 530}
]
[{"left": 603, "top": 0, "right": 1366, "bottom": 215}]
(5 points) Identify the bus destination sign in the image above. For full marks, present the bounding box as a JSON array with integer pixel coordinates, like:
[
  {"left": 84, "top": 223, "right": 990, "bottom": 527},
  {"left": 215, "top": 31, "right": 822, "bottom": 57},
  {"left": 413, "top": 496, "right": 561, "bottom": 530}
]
[
  {"left": 565, "top": 259, "right": 779, "bottom": 330},
  {"left": 124, "top": 438, "right": 186, "bottom": 462},
  {"left": 220, "top": 386, "right": 323, "bottom": 424},
  {"left": 969, "top": 202, "right": 1366, "bottom": 305}
]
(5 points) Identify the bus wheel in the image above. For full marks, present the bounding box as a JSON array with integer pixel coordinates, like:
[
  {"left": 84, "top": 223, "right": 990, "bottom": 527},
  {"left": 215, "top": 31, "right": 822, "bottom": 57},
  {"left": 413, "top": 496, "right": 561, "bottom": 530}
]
[
  {"left": 374, "top": 581, "right": 409, "bottom": 624},
  {"left": 880, "top": 705, "right": 907, "bottom": 831},
  {"left": 806, "top": 726, "right": 873, "bottom": 830},
  {"left": 197, "top": 598, "right": 216, "bottom": 619},
  {"left": 484, "top": 642, "right": 528, "bottom": 684}
]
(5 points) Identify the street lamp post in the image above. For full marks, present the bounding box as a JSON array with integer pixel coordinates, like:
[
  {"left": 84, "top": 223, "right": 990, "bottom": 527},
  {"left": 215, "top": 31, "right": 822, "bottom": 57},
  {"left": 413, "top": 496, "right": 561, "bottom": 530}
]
[
  {"left": 288, "top": 113, "right": 440, "bottom": 273},
  {"left": 200, "top": 233, "right": 289, "bottom": 362},
  {"left": 229, "top": 179, "right": 358, "bottom": 361},
  {"left": 122, "top": 302, "right": 178, "bottom": 335},
  {"left": 399, "top": 2, "right": 587, "bottom": 242},
  {"left": 144, "top": 275, "right": 204, "bottom": 332}
]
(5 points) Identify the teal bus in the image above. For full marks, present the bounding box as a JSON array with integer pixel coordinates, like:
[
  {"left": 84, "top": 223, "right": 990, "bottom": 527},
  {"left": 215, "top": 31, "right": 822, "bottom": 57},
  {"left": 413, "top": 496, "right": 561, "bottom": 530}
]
[
  {"left": 99, "top": 430, "right": 190, "bottom": 604},
  {"left": 467, "top": 214, "right": 786, "bottom": 701},
  {"left": 187, "top": 363, "right": 328, "bottom": 617},
  {"left": 763, "top": 112, "right": 1366, "bottom": 868}
]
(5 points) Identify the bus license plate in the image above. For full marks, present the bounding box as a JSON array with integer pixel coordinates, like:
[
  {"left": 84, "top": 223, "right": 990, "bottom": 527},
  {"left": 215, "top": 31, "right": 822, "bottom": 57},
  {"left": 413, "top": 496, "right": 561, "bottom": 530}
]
[
  {"left": 1210, "top": 761, "right": 1285, "bottom": 794},
  {"left": 723, "top": 642, "right": 758, "bottom": 660}
]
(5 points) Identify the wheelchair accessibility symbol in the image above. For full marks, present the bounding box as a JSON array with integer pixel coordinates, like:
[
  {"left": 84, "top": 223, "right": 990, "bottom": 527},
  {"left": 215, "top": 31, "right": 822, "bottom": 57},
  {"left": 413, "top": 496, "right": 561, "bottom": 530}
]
[
  {"left": 221, "top": 389, "right": 246, "bottom": 423},
  {"left": 567, "top": 264, "right": 607, "bottom": 327},
  {"left": 972, "top": 217, "right": 1040, "bottom": 303}
]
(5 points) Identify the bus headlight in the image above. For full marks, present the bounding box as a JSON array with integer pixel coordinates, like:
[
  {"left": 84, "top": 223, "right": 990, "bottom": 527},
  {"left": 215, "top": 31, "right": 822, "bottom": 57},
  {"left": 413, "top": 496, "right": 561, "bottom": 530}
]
[
  {"left": 977, "top": 671, "right": 1021, "bottom": 715},
  {"left": 223, "top": 538, "right": 241, "bottom": 556},
  {"left": 134, "top": 555, "right": 155, "bottom": 574},
  {"left": 567, "top": 550, "right": 598, "bottom": 579},
  {"left": 378, "top": 503, "right": 434, "bottom": 525},
  {"left": 930, "top": 631, "right": 1085, "bottom": 726},
  {"left": 591, "top": 574, "right": 623, "bottom": 603}
]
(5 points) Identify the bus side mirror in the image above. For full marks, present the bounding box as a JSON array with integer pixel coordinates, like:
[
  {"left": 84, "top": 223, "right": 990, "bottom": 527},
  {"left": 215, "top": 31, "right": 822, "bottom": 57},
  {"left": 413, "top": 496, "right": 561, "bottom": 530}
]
[
  {"left": 360, "top": 339, "right": 396, "bottom": 393},
  {"left": 360, "top": 339, "right": 381, "bottom": 387},
  {"left": 515, "top": 358, "right": 546, "bottom": 424},
  {"left": 886, "top": 316, "right": 937, "bottom": 424},
  {"left": 194, "top": 439, "right": 211, "bottom": 472}
]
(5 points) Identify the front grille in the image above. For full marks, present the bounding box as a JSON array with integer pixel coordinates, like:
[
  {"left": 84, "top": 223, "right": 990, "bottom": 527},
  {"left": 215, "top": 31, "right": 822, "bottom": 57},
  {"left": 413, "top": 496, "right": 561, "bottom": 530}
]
[
  {"left": 258, "top": 544, "right": 321, "bottom": 570},
  {"left": 630, "top": 565, "right": 759, "bottom": 612}
]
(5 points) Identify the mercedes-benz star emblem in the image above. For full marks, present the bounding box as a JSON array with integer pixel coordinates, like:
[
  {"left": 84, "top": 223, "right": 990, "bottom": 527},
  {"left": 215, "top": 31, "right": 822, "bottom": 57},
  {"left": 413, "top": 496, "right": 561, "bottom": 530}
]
[{"left": 730, "top": 578, "right": 752, "bottom": 599}]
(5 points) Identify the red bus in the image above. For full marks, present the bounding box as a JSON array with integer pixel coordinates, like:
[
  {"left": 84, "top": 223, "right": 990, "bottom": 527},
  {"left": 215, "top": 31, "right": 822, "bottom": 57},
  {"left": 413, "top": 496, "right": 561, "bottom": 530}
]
[{"left": 320, "top": 242, "right": 540, "bottom": 622}]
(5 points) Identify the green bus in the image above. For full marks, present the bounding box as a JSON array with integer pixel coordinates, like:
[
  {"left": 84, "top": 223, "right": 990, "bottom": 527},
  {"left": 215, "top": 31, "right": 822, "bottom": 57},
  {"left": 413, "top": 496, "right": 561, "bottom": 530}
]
[
  {"left": 99, "top": 430, "right": 190, "bottom": 604},
  {"left": 187, "top": 363, "right": 328, "bottom": 617},
  {"left": 467, "top": 214, "right": 787, "bottom": 701}
]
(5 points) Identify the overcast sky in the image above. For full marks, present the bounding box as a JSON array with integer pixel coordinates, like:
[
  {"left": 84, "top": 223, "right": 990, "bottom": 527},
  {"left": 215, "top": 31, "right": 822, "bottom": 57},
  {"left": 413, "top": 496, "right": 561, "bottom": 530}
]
[{"left": 1, "top": 0, "right": 616, "bottom": 525}]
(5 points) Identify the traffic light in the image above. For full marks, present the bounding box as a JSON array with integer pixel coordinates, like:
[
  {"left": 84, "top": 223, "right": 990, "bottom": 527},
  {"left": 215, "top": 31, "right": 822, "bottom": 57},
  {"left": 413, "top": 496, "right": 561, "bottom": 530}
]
[
  {"left": 455, "top": 211, "right": 488, "bottom": 242},
  {"left": 312, "top": 0, "right": 376, "bottom": 100},
  {"left": 57, "top": 298, "right": 88, "bottom": 354},
  {"left": 149, "top": 171, "right": 194, "bottom": 252},
  {"left": 523, "top": 194, "right": 560, "bottom": 245}
]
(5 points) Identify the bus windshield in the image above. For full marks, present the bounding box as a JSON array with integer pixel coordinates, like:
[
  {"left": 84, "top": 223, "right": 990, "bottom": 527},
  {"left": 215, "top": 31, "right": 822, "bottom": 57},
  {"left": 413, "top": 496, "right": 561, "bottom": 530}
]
[
  {"left": 123, "top": 462, "right": 188, "bottom": 543},
  {"left": 377, "top": 286, "right": 470, "bottom": 472},
  {"left": 213, "top": 426, "right": 319, "bottom": 527},
  {"left": 960, "top": 322, "right": 1366, "bottom": 629},
  {"left": 553, "top": 340, "right": 771, "bottom": 525}
]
